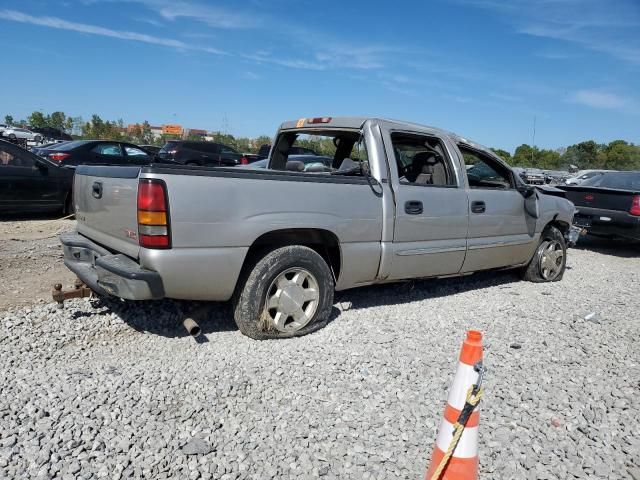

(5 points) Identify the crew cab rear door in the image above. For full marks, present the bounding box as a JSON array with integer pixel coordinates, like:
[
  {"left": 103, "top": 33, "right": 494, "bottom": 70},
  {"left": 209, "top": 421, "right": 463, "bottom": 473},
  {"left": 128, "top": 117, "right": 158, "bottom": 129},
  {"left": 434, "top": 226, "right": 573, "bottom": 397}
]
[{"left": 384, "top": 130, "right": 469, "bottom": 279}]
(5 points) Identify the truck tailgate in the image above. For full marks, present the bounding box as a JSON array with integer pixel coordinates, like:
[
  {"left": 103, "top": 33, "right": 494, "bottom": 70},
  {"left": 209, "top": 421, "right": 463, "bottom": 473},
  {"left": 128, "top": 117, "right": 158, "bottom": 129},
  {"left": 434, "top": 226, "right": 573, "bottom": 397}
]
[{"left": 74, "top": 165, "right": 141, "bottom": 258}]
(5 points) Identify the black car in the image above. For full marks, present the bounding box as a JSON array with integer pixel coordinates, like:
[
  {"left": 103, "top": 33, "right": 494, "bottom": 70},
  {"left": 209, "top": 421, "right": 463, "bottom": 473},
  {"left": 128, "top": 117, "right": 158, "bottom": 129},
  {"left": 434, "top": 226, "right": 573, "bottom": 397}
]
[
  {"left": 257, "top": 144, "right": 318, "bottom": 159},
  {"left": 30, "top": 127, "right": 73, "bottom": 142},
  {"left": 0, "top": 139, "right": 74, "bottom": 214},
  {"left": 38, "top": 140, "right": 154, "bottom": 167},
  {"left": 559, "top": 171, "right": 640, "bottom": 242},
  {"left": 139, "top": 145, "right": 161, "bottom": 157},
  {"left": 157, "top": 141, "right": 244, "bottom": 166}
]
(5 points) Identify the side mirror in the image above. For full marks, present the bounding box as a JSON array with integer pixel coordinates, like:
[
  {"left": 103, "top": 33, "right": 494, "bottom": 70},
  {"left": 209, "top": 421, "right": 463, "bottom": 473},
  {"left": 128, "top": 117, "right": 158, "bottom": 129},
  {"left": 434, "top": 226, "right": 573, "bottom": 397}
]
[{"left": 517, "top": 184, "right": 535, "bottom": 198}]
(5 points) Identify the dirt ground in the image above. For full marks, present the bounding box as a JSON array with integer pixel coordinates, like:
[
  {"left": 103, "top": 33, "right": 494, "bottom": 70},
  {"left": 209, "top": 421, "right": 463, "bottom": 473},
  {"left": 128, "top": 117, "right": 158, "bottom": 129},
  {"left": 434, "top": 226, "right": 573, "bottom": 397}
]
[{"left": 0, "top": 216, "right": 76, "bottom": 310}]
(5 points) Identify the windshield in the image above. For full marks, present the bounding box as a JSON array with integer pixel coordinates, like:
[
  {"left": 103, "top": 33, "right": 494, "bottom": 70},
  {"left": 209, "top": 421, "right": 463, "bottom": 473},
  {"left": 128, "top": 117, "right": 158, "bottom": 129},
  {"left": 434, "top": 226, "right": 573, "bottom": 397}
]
[{"left": 581, "top": 172, "right": 640, "bottom": 190}]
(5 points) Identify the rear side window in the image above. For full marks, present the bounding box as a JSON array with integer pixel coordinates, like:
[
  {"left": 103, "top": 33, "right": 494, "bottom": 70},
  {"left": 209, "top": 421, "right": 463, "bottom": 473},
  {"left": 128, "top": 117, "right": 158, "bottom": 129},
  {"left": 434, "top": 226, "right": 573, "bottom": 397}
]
[
  {"left": 92, "top": 143, "right": 122, "bottom": 156},
  {"left": 583, "top": 172, "right": 640, "bottom": 189},
  {"left": 220, "top": 145, "right": 237, "bottom": 154},
  {"left": 159, "top": 142, "right": 178, "bottom": 152},
  {"left": 124, "top": 146, "right": 149, "bottom": 157}
]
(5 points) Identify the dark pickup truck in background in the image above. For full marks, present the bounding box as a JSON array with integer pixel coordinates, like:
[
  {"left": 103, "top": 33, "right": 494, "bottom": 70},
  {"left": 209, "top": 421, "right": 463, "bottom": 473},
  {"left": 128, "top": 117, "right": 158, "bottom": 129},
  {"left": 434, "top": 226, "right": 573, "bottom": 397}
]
[{"left": 558, "top": 171, "right": 640, "bottom": 242}]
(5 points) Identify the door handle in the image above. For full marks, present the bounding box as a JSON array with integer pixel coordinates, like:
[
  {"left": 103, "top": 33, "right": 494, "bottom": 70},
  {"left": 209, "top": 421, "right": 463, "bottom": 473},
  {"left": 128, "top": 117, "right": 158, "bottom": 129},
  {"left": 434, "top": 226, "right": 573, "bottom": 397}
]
[
  {"left": 405, "top": 200, "right": 423, "bottom": 215},
  {"left": 471, "top": 200, "right": 486, "bottom": 214},
  {"left": 92, "top": 181, "right": 103, "bottom": 199}
]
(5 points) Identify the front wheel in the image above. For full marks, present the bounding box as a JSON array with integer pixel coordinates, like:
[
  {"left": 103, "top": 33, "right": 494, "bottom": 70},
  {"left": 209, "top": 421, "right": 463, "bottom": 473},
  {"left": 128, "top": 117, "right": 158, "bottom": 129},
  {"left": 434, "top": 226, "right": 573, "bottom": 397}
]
[
  {"left": 233, "top": 246, "right": 334, "bottom": 339},
  {"left": 521, "top": 225, "right": 567, "bottom": 282}
]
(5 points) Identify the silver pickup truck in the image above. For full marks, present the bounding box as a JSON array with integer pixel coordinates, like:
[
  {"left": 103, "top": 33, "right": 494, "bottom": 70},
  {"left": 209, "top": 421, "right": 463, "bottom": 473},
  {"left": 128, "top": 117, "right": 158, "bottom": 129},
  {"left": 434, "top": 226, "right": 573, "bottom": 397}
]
[{"left": 61, "top": 117, "right": 575, "bottom": 339}]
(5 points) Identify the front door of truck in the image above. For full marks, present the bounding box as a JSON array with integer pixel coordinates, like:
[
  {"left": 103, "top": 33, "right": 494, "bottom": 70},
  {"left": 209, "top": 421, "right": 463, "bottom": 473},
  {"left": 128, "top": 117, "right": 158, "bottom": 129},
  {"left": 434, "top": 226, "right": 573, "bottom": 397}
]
[
  {"left": 458, "top": 145, "right": 536, "bottom": 272},
  {"left": 385, "top": 131, "right": 469, "bottom": 280}
]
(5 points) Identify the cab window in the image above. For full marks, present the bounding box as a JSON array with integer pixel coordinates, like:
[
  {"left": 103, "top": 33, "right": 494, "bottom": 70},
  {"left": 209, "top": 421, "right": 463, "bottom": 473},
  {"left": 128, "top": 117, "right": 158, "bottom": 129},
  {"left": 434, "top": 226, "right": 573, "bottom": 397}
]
[
  {"left": 391, "top": 133, "right": 456, "bottom": 186},
  {"left": 0, "top": 144, "right": 35, "bottom": 167},
  {"left": 461, "top": 146, "right": 514, "bottom": 189}
]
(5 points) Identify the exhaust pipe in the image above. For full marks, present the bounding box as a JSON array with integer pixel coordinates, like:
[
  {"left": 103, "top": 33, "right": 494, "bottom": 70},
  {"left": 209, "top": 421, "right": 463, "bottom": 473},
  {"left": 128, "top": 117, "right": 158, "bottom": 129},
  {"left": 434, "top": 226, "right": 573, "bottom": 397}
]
[{"left": 183, "top": 317, "right": 202, "bottom": 337}]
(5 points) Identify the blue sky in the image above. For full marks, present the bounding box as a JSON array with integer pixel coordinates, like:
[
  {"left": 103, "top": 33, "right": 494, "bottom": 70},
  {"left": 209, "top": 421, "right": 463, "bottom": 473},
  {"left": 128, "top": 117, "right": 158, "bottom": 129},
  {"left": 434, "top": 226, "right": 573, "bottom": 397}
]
[{"left": 0, "top": 0, "right": 638, "bottom": 151}]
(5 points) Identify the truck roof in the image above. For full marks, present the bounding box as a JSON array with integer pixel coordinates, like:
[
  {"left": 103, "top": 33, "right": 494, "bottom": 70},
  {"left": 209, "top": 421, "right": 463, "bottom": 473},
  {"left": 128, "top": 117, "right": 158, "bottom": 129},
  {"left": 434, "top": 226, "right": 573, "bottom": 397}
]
[{"left": 279, "top": 116, "right": 498, "bottom": 160}]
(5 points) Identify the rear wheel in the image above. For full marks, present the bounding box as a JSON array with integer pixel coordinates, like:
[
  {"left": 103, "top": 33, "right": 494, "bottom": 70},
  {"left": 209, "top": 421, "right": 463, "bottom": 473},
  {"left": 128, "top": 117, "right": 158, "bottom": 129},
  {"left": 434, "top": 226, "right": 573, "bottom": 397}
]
[
  {"left": 521, "top": 225, "right": 566, "bottom": 282},
  {"left": 233, "top": 245, "right": 334, "bottom": 339},
  {"left": 8, "top": 133, "right": 16, "bottom": 140}
]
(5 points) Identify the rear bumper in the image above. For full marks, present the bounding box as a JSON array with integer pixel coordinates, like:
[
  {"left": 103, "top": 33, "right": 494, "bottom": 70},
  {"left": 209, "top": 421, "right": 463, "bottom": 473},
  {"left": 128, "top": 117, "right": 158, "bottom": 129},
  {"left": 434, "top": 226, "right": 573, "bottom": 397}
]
[
  {"left": 573, "top": 206, "right": 640, "bottom": 241},
  {"left": 60, "top": 232, "right": 165, "bottom": 300}
]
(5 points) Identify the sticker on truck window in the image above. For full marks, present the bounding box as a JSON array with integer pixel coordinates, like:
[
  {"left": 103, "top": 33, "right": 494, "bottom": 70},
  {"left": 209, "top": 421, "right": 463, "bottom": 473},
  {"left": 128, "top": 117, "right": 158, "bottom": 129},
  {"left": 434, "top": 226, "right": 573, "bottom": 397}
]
[{"left": 296, "top": 118, "right": 306, "bottom": 128}]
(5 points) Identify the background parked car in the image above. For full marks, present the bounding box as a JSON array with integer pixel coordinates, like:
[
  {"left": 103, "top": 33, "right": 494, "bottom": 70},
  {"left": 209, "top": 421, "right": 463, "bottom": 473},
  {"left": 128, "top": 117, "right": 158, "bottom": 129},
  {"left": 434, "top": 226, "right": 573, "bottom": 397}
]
[
  {"left": 156, "top": 140, "right": 245, "bottom": 166},
  {"left": 138, "top": 145, "right": 161, "bottom": 157},
  {"left": 257, "top": 144, "right": 318, "bottom": 159},
  {"left": 2, "top": 127, "right": 43, "bottom": 143},
  {"left": 0, "top": 139, "right": 74, "bottom": 215},
  {"left": 30, "top": 126, "right": 73, "bottom": 142},
  {"left": 565, "top": 170, "right": 612, "bottom": 185},
  {"left": 240, "top": 155, "right": 334, "bottom": 172},
  {"left": 559, "top": 171, "right": 640, "bottom": 242},
  {"left": 37, "top": 140, "right": 154, "bottom": 167}
]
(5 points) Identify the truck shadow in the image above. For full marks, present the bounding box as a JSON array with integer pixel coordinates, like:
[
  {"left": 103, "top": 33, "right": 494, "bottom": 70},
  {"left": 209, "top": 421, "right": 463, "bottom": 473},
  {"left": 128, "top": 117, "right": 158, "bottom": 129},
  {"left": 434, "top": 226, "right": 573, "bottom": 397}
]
[
  {"left": 94, "top": 269, "right": 522, "bottom": 339},
  {"left": 332, "top": 269, "right": 521, "bottom": 314},
  {"left": 574, "top": 235, "right": 639, "bottom": 258}
]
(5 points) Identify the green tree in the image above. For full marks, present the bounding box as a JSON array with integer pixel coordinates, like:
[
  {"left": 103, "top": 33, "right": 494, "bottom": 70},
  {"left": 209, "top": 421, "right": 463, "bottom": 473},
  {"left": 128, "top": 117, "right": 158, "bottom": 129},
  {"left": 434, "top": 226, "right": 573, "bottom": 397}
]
[
  {"left": 490, "top": 148, "right": 512, "bottom": 164},
  {"left": 27, "top": 111, "right": 48, "bottom": 128},
  {"left": 561, "top": 140, "right": 602, "bottom": 170},
  {"left": 4, "top": 115, "right": 14, "bottom": 126},
  {"left": 49, "top": 111, "right": 67, "bottom": 131},
  {"left": 598, "top": 140, "right": 640, "bottom": 170}
]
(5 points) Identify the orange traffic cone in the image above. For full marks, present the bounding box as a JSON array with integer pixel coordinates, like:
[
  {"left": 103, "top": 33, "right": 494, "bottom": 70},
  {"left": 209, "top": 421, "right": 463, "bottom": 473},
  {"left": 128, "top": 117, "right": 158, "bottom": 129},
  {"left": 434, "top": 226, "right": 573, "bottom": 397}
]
[{"left": 425, "top": 330, "right": 484, "bottom": 480}]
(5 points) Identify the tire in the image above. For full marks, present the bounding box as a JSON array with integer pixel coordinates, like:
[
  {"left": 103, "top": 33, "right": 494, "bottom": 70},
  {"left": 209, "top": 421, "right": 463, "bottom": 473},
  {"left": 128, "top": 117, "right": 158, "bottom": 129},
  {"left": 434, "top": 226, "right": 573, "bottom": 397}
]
[
  {"left": 8, "top": 134, "right": 16, "bottom": 140},
  {"left": 233, "top": 245, "right": 334, "bottom": 340},
  {"left": 521, "top": 225, "right": 567, "bottom": 282}
]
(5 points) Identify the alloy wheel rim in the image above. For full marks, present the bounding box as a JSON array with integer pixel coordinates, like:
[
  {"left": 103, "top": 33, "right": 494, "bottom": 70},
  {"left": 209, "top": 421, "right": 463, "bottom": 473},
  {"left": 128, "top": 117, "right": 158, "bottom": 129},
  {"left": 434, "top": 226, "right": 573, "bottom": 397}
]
[
  {"left": 538, "top": 240, "right": 564, "bottom": 280},
  {"left": 264, "top": 268, "right": 320, "bottom": 333}
]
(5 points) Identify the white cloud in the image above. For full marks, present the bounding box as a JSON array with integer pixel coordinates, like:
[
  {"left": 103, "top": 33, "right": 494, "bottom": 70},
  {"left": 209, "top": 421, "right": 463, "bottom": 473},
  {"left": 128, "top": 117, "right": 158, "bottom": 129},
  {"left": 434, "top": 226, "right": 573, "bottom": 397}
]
[
  {"left": 455, "top": 0, "right": 640, "bottom": 65},
  {"left": 0, "top": 9, "right": 227, "bottom": 54},
  {"left": 570, "top": 90, "right": 627, "bottom": 109},
  {"left": 242, "top": 71, "right": 260, "bottom": 80}
]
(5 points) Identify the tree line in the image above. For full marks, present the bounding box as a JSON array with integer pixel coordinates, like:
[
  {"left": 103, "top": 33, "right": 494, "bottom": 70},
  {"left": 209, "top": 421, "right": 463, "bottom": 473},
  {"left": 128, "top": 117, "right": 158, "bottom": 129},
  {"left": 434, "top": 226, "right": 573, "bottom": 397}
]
[{"left": 4, "top": 111, "right": 639, "bottom": 170}]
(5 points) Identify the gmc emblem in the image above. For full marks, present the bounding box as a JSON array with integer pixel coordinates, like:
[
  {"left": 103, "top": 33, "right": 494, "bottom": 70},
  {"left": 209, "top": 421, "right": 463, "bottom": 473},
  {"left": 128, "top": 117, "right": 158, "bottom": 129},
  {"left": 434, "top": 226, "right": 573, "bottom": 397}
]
[
  {"left": 585, "top": 194, "right": 594, "bottom": 201},
  {"left": 124, "top": 229, "right": 137, "bottom": 240}
]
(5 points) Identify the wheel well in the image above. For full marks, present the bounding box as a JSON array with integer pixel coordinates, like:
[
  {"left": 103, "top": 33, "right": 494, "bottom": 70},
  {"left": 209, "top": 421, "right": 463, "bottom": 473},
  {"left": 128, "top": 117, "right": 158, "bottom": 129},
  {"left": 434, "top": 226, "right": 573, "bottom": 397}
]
[
  {"left": 547, "top": 215, "right": 570, "bottom": 235},
  {"left": 245, "top": 229, "right": 341, "bottom": 281}
]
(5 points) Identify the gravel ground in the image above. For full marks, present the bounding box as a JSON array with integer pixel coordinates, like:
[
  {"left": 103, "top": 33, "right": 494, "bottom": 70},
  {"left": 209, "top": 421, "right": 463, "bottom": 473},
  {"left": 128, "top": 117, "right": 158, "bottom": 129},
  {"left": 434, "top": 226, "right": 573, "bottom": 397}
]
[
  {"left": 1, "top": 238, "right": 639, "bottom": 479},
  {"left": 0, "top": 217, "right": 76, "bottom": 310}
]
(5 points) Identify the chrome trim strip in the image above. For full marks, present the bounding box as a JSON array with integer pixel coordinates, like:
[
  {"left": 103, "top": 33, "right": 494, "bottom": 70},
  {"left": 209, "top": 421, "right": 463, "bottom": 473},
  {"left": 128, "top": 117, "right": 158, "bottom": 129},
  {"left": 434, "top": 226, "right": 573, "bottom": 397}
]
[
  {"left": 396, "top": 246, "right": 466, "bottom": 256},
  {"left": 467, "top": 239, "right": 531, "bottom": 250}
]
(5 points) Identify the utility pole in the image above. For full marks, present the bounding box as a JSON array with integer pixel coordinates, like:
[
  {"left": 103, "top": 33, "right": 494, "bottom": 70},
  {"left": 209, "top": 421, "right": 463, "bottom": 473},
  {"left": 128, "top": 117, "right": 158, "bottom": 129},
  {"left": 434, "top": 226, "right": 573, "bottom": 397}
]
[{"left": 531, "top": 115, "right": 536, "bottom": 166}]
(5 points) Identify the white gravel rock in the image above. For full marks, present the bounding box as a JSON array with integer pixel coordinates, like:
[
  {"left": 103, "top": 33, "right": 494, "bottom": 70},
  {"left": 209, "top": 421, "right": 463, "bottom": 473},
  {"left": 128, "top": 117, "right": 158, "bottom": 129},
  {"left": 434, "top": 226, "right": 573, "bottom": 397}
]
[{"left": 0, "top": 245, "right": 638, "bottom": 479}]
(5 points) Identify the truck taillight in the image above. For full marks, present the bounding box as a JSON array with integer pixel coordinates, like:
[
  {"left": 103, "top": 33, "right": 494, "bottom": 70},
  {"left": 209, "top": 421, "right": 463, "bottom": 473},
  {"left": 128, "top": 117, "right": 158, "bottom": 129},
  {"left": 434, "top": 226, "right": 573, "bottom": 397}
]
[
  {"left": 137, "top": 179, "right": 171, "bottom": 249},
  {"left": 630, "top": 195, "right": 640, "bottom": 216},
  {"left": 307, "top": 117, "right": 332, "bottom": 124},
  {"left": 49, "top": 152, "right": 70, "bottom": 162}
]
